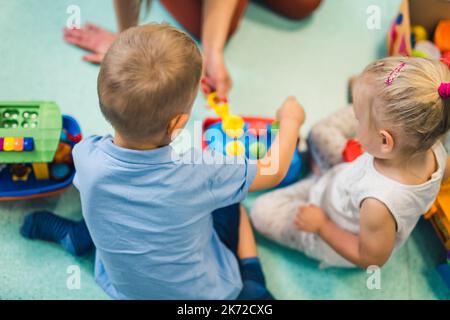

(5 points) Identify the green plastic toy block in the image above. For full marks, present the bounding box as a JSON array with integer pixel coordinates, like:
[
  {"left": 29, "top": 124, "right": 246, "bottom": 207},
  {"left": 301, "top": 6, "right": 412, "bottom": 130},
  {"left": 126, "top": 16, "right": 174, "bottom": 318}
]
[{"left": 0, "top": 101, "right": 62, "bottom": 164}]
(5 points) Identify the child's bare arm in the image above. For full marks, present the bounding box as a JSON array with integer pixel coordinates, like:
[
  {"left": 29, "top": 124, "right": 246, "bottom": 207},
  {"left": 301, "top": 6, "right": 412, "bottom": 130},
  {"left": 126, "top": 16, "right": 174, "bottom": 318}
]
[
  {"left": 295, "top": 199, "right": 396, "bottom": 268},
  {"left": 249, "top": 97, "right": 305, "bottom": 192}
]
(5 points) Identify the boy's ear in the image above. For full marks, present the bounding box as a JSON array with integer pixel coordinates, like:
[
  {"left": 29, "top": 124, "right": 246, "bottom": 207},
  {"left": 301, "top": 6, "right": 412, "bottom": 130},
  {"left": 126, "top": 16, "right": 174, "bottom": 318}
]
[
  {"left": 379, "top": 129, "right": 394, "bottom": 153},
  {"left": 168, "top": 113, "right": 190, "bottom": 139}
]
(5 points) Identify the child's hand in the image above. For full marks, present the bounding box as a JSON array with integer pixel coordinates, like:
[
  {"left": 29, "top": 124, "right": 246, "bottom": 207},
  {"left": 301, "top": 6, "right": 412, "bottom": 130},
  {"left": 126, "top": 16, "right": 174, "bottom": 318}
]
[
  {"left": 276, "top": 96, "right": 305, "bottom": 126},
  {"left": 295, "top": 204, "right": 328, "bottom": 233}
]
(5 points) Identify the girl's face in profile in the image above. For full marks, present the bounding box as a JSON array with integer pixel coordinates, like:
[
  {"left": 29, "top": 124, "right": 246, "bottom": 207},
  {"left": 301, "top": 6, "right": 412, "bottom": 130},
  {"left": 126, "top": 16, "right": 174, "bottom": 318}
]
[{"left": 352, "top": 75, "right": 390, "bottom": 159}]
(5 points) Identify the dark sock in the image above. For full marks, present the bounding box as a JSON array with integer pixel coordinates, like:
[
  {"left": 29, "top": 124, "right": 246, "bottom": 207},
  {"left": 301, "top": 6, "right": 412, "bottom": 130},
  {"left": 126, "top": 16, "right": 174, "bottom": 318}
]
[
  {"left": 240, "top": 257, "right": 266, "bottom": 284},
  {"left": 20, "top": 211, "right": 93, "bottom": 256},
  {"left": 238, "top": 257, "right": 275, "bottom": 300}
]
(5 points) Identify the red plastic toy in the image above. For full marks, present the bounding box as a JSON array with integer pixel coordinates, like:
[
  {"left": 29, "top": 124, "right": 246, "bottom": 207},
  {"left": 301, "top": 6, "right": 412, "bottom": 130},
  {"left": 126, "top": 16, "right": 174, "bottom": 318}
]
[{"left": 342, "top": 139, "right": 364, "bottom": 163}]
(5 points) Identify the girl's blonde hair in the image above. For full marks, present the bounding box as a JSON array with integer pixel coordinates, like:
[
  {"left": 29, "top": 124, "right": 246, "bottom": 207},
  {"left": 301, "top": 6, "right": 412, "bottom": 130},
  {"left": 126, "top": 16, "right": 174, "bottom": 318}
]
[{"left": 362, "top": 57, "right": 450, "bottom": 154}]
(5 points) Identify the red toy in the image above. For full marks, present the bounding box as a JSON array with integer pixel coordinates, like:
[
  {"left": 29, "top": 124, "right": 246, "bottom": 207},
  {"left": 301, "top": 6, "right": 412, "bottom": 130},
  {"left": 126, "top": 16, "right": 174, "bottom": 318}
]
[
  {"left": 342, "top": 139, "right": 364, "bottom": 163},
  {"left": 442, "top": 52, "right": 450, "bottom": 69}
]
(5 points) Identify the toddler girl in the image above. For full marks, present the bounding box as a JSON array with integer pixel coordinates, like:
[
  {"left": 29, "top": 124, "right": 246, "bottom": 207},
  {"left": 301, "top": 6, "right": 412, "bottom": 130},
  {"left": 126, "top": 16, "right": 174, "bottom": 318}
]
[{"left": 251, "top": 57, "right": 450, "bottom": 268}]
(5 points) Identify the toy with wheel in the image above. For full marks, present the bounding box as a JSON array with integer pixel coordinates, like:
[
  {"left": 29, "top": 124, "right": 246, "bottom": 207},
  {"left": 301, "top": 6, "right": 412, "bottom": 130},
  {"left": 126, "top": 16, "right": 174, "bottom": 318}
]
[
  {"left": 0, "top": 101, "right": 82, "bottom": 200},
  {"left": 202, "top": 93, "right": 307, "bottom": 188}
]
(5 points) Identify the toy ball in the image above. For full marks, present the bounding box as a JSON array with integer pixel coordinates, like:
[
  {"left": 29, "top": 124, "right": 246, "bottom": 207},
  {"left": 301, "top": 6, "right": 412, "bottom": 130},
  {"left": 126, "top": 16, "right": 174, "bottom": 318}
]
[
  {"left": 223, "top": 115, "right": 245, "bottom": 139},
  {"left": 249, "top": 141, "right": 267, "bottom": 159},
  {"left": 225, "top": 140, "right": 245, "bottom": 157},
  {"left": 411, "top": 25, "right": 428, "bottom": 43},
  {"left": 435, "top": 20, "right": 450, "bottom": 53},
  {"left": 413, "top": 41, "right": 441, "bottom": 60},
  {"left": 50, "top": 163, "right": 72, "bottom": 181},
  {"left": 412, "top": 49, "right": 428, "bottom": 59}
]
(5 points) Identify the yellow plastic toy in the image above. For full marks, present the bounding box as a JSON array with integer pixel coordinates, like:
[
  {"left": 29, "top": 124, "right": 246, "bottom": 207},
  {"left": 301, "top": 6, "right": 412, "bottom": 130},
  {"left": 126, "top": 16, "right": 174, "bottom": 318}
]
[
  {"left": 207, "top": 92, "right": 244, "bottom": 139},
  {"left": 32, "top": 162, "right": 50, "bottom": 180},
  {"left": 411, "top": 25, "right": 428, "bottom": 42},
  {"left": 425, "top": 178, "right": 450, "bottom": 250},
  {"left": 3, "top": 137, "right": 14, "bottom": 151},
  {"left": 226, "top": 140, "right": 245, "bottom": 157}
]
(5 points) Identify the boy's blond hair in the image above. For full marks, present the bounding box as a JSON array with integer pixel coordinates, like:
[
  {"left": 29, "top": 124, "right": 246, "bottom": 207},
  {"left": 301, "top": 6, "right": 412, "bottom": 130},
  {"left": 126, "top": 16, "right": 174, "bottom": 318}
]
[
  {"left": 98, "top": 23, "right": 203, "bottom": 142},
  {"left": 362, "top": 57, "right": 450, "bottom": 153}
]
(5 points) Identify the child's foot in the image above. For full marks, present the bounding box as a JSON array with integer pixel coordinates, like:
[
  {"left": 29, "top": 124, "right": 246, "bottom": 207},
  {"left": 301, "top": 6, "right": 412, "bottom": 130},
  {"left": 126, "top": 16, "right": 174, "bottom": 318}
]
[{"left": 20, "top": 211, "right": 93, "bottom": 256}]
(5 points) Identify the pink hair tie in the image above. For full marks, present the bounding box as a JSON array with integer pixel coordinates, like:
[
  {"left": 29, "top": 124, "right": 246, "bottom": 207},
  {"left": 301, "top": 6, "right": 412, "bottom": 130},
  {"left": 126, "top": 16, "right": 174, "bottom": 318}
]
[
  {"left": 439, "top": 83, "right": 450, "bottom": 99},
  {"left": 385, "top": 62, "right": 406, "bottom": 86}
]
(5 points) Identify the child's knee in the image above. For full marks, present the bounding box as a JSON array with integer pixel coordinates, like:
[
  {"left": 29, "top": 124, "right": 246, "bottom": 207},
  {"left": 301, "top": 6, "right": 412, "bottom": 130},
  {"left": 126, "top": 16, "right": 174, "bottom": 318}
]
[{"left": 250, "top": 195, "right": 278, "bottom": 233}]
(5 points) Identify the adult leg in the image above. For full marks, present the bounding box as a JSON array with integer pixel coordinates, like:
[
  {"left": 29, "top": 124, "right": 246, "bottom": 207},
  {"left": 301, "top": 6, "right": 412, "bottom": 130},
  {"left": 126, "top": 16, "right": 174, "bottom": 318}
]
[
  {"left": 263, "top": 0, "right": 322, "bottom": 20},
  {"left": 160, "top": 0, "right": 248, "bottom": 40},
  {"left": 20, "top": 212, "right": 93, "bottom": 256}
]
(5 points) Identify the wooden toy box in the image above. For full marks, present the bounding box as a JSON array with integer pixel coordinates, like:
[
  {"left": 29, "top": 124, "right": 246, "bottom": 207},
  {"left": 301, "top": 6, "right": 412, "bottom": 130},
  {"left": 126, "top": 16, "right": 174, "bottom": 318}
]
[{"left": 387, "top": 0, "right": 450, "bottom": 56}]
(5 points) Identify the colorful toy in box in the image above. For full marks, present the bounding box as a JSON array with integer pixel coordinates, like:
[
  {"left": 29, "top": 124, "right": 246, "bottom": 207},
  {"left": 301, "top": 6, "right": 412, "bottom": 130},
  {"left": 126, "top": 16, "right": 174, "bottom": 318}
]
[
  {"left": 426, "top": 180, "right": 450, "bottom": 290},
  {"left": 442, "top": 52, "right": 450, "bottom": 69},
  {"left": 387, "top": 0, "right": 450, "bottom": 70},
  {"left": 0, "top": 102, "right": 82, "bottom": 200},
  {"left": 434, "top": 20, "right": 450, "bottom": 53},
  {"left": 387, "top": 5, "right": 412, "bottom": 57},
  {"left": 424, "top": 178, "right": 450, "bottom": 251},
  {"left": 424, "top": 178, "right": 450, "bottom": 289},
  {"left": 413, "top": 40, "right": 441, "bottom": 60},
  {"left": 202, "top": 93, "right": 306, "bottom": 188}
]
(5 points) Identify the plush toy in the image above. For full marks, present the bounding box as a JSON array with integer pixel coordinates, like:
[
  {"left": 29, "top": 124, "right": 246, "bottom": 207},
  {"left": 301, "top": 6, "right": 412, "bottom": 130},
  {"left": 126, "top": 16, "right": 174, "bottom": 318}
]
[{"left": 413, "top": 40, "right": 441, "bottom": 60}]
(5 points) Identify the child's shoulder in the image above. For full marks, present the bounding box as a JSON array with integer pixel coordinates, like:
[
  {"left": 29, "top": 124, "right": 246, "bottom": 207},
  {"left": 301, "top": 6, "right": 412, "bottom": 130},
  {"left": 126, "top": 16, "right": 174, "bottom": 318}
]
[
  {"left": 73, "top": 135, "right": 107, "bottom": 153},
  {"left": 72, "top": 135, "right": 110, "bottom": 169}
]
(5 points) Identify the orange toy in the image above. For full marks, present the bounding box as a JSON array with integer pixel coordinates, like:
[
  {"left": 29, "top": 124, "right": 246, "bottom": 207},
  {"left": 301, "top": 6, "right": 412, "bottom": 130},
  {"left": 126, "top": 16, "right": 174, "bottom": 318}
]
[
  {"left": 425, "top": 178, "right": 450, "bottom": 250},
  {"left": 435, "top": 20, "right": 450, "bottom": 53},
  {"left": 53, "top": 142, "right": 72, "bottom": 164}
]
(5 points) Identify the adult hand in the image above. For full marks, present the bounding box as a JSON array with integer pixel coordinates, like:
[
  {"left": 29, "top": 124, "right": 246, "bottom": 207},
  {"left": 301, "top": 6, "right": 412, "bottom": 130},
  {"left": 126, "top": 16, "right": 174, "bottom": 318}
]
[
  {"left": 63, "top": 23, "right": 117, "bottom": 64},
  {"left": 201, "top": 50, "right": 232, "bottom": 101}
]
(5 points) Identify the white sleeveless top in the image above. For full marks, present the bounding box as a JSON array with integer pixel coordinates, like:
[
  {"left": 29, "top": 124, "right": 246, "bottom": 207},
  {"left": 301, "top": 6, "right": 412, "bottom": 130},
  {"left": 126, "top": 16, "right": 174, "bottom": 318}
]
[{"left": 308, "top": 142, "right": 447, "bottom": 250}]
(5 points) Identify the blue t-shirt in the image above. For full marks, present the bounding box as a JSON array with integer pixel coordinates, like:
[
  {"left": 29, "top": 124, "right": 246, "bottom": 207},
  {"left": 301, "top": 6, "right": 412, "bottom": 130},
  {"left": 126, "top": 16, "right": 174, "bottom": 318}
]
[{"left": 72, "top": 135, "right": 257, "bottom": 299}]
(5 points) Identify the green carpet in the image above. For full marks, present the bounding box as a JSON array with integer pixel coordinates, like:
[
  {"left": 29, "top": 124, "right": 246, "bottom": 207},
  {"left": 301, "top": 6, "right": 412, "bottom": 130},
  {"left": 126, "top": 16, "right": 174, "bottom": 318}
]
[{"left": 0, "top": 0, "right": 449, "bottom": 299}]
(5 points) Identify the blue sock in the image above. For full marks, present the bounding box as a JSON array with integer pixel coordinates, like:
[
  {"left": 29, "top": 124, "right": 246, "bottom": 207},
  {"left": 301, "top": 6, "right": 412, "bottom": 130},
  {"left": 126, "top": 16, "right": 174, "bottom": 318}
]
[
  {"left": 240, "top": 257, "right": 266, "bottom": 284},
  {"left": 238, "top": 257, "right": 275, "bottom": 300},
  {"left": 20, "top": 211, "right": 93, "bottom": 256}
]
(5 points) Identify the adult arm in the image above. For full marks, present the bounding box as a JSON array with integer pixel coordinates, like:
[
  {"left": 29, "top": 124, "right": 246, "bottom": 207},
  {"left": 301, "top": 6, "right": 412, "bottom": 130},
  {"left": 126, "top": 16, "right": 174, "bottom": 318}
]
[{"left": 201, "top": 0, "right": 240, "bottom": 100}]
